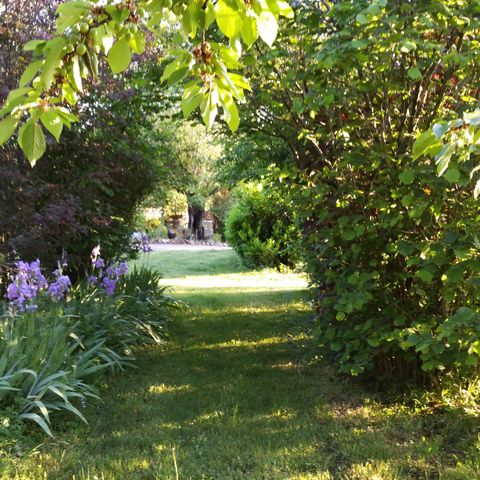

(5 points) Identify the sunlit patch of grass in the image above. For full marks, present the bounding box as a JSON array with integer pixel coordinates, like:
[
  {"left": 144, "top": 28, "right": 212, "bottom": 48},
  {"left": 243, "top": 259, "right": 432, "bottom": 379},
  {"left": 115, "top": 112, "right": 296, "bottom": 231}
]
[
  {"left": 184, "top": 333, "right": 308, "bottom": 352},
  {"left": 161, "top": 272, "right": 308, "bottom": 291},
  {"left": 148, "top": 383, "right": 193, "bottom": 394}
]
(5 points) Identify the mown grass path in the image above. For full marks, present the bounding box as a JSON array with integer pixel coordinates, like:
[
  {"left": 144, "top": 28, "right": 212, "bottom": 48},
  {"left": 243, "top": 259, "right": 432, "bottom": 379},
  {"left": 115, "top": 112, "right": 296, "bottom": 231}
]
[{"left": 8, "top": 250, "right": 480, "bottom": 479}]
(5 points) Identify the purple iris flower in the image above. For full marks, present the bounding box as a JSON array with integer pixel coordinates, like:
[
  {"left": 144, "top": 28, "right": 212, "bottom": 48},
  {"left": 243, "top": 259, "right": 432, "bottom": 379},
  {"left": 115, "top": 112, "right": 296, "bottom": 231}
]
[
  {"left": 6, "top": 259, "right": 48, "bottom": 311},
  {"left": 116, "top": 261, "right": 128, "bottom": 276},
  {"left": 95, "top": 258, "right": 105, "bottom": 269},
  {"left": 47, "top": 274, "right": 72, "bottom": 301},
  {"left": 102, "top": 276, "right": 117, "bottom": 296}
]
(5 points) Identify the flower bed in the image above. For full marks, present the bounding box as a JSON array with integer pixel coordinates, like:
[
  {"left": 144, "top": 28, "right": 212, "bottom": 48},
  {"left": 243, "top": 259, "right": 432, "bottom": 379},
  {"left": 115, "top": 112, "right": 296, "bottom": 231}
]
[{"left": 0, "top": 248, "right": 178, "bottom": 439}]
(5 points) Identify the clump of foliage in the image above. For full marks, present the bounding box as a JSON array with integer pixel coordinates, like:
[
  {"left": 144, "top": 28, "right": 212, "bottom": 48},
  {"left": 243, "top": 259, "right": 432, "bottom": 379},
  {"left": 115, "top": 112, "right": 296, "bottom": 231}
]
[
  {"left": 226, "top": 183, "right": 299, "bottom": 269},
  {"left": 207, "top": 189, "right": 232, "bottom": 240},
  {"left": 236, "top": 0, "right": 480, "bottom": 378},
  {"left": 0, "top": 255, "right": 176, "bottom": 439},
  {"left": 0, "top": 0, "right": 293, "bottom": 166},
  {"left": 0, "top": 103, "right": 160, "bottom": 279}
]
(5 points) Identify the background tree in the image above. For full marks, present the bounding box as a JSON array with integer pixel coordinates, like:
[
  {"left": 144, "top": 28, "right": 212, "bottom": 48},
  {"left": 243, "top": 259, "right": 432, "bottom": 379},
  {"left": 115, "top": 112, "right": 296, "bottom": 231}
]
[
  {"left": 147, "top": 119, "right": 223, "bottom": 239},
  {"left": 0, "top": 1, "right": 60, "bottom": 101}
]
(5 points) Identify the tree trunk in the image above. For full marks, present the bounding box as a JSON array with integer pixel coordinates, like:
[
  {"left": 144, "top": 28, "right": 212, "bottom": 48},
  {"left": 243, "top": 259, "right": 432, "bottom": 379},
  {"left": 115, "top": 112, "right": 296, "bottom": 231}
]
[{"left": 188, "top": 203, "right": 205, "bottom": 240}]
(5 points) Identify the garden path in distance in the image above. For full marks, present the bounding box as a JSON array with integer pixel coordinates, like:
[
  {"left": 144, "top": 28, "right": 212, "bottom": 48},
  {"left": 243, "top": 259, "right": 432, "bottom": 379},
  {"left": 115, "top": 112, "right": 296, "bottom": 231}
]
[{"left": 9, "top": 250, "right": 480, "bottom": 479}]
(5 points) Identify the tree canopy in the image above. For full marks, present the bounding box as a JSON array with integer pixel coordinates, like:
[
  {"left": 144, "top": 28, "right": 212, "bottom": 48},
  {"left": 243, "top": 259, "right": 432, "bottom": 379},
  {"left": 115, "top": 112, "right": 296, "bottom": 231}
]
[{"left": 0, "top": 0, "right": 293, "bottom": 164}]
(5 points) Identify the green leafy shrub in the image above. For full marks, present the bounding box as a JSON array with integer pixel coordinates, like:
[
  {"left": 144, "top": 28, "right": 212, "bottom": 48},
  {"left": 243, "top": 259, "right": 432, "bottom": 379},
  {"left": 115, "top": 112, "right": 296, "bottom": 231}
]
[
  {"left": 0, "top": 309, "right": 111, "bottom": 437},
  {"left": 149, "top": 225, "right": 168, "bottom": 240},
  {"left": 72, "top": 266, "right": 177, "bottom": 355},
  {"left": 225, "top": 184, "right": 299, "bottom": 269},
  {"left": 0, "top": 104, "right": 161, "bottom": 281},
  {"left": 0, "top": 265, "right": 177, "bottom": 438},
  {"left": 228, "top": 0, "right": 480, "bottom": 380},
  {"left": 207, "top": 189, "right": 232, "bottom": 240}
]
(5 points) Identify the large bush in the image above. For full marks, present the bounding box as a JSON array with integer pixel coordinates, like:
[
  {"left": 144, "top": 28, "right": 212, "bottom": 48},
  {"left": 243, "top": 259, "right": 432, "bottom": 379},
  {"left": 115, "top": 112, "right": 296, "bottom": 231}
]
[
  {"left": 228, "top": 1, "right": 480, "bottom": 379},
  {"left": 225, "top": 184, "right": 299, "bottom": 269},
  {"left": 0, "top": 100, "right": 160, "bottom": 283}
]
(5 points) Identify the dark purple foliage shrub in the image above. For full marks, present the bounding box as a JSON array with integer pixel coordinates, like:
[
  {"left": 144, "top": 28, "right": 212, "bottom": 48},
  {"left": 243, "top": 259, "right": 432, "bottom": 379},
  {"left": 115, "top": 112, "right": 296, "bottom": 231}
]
[{"left": 0, "top": 105, "right": 160, "bottom": 287}]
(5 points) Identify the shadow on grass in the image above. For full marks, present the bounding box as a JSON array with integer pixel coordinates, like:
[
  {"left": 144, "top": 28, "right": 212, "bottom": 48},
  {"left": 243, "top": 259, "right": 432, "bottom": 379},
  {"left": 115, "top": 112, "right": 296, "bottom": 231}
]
[{"left": 25, "top": 288, "right": 480, "bottom": 480}]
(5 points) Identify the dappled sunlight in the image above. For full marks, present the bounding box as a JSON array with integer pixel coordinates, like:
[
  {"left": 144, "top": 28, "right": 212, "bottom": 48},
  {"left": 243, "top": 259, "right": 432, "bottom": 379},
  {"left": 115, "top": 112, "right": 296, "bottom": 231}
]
[
  {"left": 12, "top": 250, "right": 480, "bottom": 480},
  {"left": 191, "top": 410, "right": 226, "bottom": 423},
  {"left": 184, "top": 333, "right": 308, "bottom": 352},
  {"left": 160, "top": 271, "right": 308, "bottom": 290},
  {"left": 263, "top": 408, "right": 298, "bottom": 421},
  {"left": 148, "top": 383, "right": 193, "bottom": 394},
  {"left": 196, "top": 301, "right": 311, "bottom": 316},
  {"left": 271, "top": 361, "right": 299, "bottom": 371}
]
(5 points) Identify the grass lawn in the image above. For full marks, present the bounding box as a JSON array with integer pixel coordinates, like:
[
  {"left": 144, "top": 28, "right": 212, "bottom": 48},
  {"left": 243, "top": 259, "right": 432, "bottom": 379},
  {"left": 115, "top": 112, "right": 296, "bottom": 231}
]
[{"left": 4, "top": 249, "right": 480, "bottom": 479}]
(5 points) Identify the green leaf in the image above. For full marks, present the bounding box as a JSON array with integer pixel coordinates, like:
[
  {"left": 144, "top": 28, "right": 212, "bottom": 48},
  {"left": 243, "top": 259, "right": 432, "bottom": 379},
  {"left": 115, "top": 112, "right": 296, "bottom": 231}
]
[
  {"left": 129, "top": 32, "right": 146, "bottom": 55},
  {"left": 266, "top": 0, "right": 293, "bottom": 18},
  {"left": 107, "top": 39, "right": 132, "bottom": 74},
  {"left": 400, "top": 39, "right": 417, "bottom": 53},
  {"left": 215, "top": 0, "right": 244, "bottom": 39},
  {"left": 41, "top": 109, "right": 63, "bottom": 142},
  {"left": 435, "top": 144, "right": 455, "bottom": 176},
  {"left": 40, "top": 37, "right": 67, "bottom": 90},
  {"left": 444, "top": 168, "right": 460, "bottom": 183},
  {"left": 421, "top": 359, "right": 443, "bottom": 372},
  {"left": 474, "top": 179, "right": 480, "bottom": 199},
  {"left": 396, "top": 241, "right": 415, "bottom": 256},
  {"left": 331, "top": 341, "right": 342, "bottom": 352},
  {"left": 71, "top": 57, "right": 83, "bottom": 92},
  {"left": 356, "top": 13, "right": 369, "bottom": 25},
  {"left": 182, "top": 84, "right": 203, "bottom": 117},
  {"left": 341, "top": 230, "right": 356, "bottom": 241},
  {"left": 201, "top": 89, "right": 219, "bottom": 129},
  {"left": 399, "top": 169, "right": 414, "bottom": 185},
  {"left": 23, "top": 40, "right": 46, "bottom": 52},
  {"left": 466, "top": 355, "right": 478, "bottom": 367},
  {"left": 92, "top": 25, "right": 114, "bottom": 53},
  {"left": 183, "top": 2, "right": 203, "bottom": 38},
  {"left": 351, "top": 39, "right": 369, "bottom": 49},
  {"left": 106, "top": 6, "right": 130, "bottom": 23},
  {"left": 432, "top": 122, "right": 449, "bottom": 138},
  {"left": 407, "top": 67, "right": 422, "bottom": 81},
  {"left": 167, "top": 67, "right": 189, "bottom": 87},
  {"left": 416, "top": 268, "right": 433, "bottom": 283},
  {"left": 230, "top": 73, "right": 251, "bottom": 92},
  {"left": 413, "top": 130, "right": 436, "bottom": 160},
  {"left": 19, "top": 413, "right": 53, "bottom": 437},
  {"left": 161, "top": 53, "right": 191, "bottom": 82},
  {"left": 325, "top": 328, "right": 335, "bottom": 340},
  {"left": 62, "top": 83, "right": 78, "bottom": 106},
  {"left": 0, "top": 116, "right": 19, "bottom": 146},
  {"left": 366, "top": 4, "right": 381, "bottom": 15},
  {"left": 18, "top": 121, "right": 46, "bottom": 166},
  {"left": 56, "top": 1, "right": 90, "bottom": 33},
  {"left": 6, "top": 87, "right": 31, "bottom": 104},
  {"left": 221, "top": 93, "right": 240, "bottom": 132},
  {"left": 444, "top": 266, "right": 463, "bottom": 283},
  {"left": 257, "top": 11, "right": 278, "bottom": 47},
  {"left": 62, "top": 402, "right": 88, "bottom": 424},
  {"left": 20, "top": 60, "right": 43, "bottom": 87},
  {"left": 241, "top": 13, "right": 258, "bottom": 47},
  {"left": 54, "top": 107, "right": 78, "bottom": 128}
]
